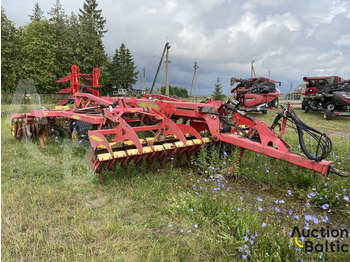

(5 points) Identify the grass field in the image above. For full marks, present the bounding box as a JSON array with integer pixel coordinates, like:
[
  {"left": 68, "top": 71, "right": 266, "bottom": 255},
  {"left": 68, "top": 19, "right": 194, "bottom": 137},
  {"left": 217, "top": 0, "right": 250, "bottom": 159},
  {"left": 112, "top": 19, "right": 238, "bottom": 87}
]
[{"left": 2, "top": 102, "right": 350, "bottom": 261}]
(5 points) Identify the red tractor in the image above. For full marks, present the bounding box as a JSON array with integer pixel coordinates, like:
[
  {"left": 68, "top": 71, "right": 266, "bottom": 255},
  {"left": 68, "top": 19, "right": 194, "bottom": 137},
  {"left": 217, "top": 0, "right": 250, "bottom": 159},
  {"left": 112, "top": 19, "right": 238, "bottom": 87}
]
[
  {"left": 230, "top": 77, "right": 281, "bottom": 114},
  {"left": 302, "top": 76, "right": 350, "bottom": 120}
]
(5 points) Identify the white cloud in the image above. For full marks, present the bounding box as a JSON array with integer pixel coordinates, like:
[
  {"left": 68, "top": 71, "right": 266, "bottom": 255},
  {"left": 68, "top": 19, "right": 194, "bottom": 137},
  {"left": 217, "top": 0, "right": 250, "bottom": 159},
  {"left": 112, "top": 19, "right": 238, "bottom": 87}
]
[{"left": 2, "top": 0, "right": 350, "bottom": 94}]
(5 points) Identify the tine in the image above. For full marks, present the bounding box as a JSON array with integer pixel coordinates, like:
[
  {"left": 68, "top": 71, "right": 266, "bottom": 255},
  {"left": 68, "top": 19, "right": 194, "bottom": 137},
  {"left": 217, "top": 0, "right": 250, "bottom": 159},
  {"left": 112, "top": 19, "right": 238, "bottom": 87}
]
[
  {"left": 180, "top": 152, "right": 187, "bottom": 165},
  {"left": 125, "top": 161, "right": 131, "bottom": 176},
  {"left": 113, "top": 162, "right": 118, "bottom": 179},
  {"left": 99, "top": 167, "right": 103, "bottom": 183},
  {"left": 139, "top": 158, "right": 144, "bottom": 173},
  {"left": 161, "top": 152, "right": 169, "bottom": 168},
  {"left": 149, "top": 157, "right": 157, "bottom": 171},
  {"left": 172, "top": 154, "right": 178, "bottom": 166}
]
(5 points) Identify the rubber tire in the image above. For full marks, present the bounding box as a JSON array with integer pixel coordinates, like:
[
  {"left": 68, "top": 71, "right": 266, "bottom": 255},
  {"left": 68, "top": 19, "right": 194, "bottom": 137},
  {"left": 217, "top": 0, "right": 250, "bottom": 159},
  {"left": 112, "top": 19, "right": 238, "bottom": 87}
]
[
  {"left": 304, "top": 106, "right": 309, "bottom": 113},
  {"left": 262, "top": 110, "right": 267, "bottom": 114},
  {"left": 270, "top": 98, "right": 279, "bottom": 108},
  {"left": 324, "top": 109, "right": 332, "bottom": 120},
  {"left": 301, "top": 99, "right": 308, "bottom": 110},
  {"left": 325, "top": 103, "right": 335, "bottom": 111}
]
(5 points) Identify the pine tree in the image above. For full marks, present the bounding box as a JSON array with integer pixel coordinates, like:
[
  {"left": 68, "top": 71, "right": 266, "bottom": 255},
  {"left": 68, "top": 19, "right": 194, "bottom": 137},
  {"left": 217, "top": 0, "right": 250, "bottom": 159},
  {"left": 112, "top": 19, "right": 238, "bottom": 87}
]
[
  {"left": 65, "top": 12, "right": 81, "bottom": 67},
  {"left": 79, "top": 0, "right": 107, "bottom": 37},
  {"left": 1, "top": 8, "right": 20, "bottom": 93},
  {"left": 111, "top": 43, "right": 138, "bottom": 91},
  {"left": 48, "top": 0, "right": 69, "bottom": 78},
  {"left": 211, "top": 78, "right": 226, "bottom": 101},
  {"left": 78, "top": 0, "right": 107, "bottom": 72},
  {"left": 29, "top": 2, "right": 44, "bottom": 22}
]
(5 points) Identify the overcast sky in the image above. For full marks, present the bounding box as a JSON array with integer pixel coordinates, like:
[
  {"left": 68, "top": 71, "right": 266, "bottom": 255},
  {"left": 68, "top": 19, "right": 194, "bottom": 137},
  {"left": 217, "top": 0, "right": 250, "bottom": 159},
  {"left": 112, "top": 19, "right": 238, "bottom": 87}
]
[{"left": 2, "top": 0, "right": 350, "bottom": 95}]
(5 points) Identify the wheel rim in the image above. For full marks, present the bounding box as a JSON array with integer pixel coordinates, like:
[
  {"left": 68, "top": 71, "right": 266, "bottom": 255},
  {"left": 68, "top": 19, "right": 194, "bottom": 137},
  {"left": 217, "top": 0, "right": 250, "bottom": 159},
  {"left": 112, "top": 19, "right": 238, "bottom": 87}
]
[{"left": 327, "top": 104, "right": 335, "bottom": 111}]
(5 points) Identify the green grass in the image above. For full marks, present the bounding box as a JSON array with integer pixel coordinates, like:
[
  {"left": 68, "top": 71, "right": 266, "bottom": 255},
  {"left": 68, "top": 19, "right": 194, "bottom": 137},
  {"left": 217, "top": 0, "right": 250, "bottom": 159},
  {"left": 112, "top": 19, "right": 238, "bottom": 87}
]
[{"left": 2, "top": 104, "right": 350, "bottom": 261}]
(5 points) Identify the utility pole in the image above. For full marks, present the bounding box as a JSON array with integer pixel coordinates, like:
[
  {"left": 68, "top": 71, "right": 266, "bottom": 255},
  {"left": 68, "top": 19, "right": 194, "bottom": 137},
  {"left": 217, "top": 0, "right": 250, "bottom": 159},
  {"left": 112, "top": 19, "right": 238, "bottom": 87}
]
[
  {"left": 190, "top": 62, "right": 199, "bottom": 101},
  {"left": 150, "top": 42, "right": 170, "bottom": 94},
  {"left": 165, "top": 43, "right": 171, "bottom": 96},
  {"left": 142, "top": 67, "right": 147, "bottom": 91},
  {"left": 139, "top": 71, "right": 142, "bottom": 89},
  {"left": 251, "top": 60, "right": 256, "bottom": 78}
]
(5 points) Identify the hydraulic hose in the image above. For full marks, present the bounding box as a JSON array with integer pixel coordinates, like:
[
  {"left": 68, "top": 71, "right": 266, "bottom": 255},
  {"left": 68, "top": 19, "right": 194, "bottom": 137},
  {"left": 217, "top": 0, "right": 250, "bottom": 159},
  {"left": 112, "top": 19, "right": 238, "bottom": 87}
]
[{"left": 273, "top": 109, "right": 332, "bottom": 161}]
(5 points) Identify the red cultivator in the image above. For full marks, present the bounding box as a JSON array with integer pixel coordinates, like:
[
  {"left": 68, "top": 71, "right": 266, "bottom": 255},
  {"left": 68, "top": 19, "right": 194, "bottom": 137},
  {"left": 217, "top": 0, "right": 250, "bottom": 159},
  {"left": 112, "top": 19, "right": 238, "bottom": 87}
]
[{"left": 10, "top": 66, "right": 349, "bottom": 181}]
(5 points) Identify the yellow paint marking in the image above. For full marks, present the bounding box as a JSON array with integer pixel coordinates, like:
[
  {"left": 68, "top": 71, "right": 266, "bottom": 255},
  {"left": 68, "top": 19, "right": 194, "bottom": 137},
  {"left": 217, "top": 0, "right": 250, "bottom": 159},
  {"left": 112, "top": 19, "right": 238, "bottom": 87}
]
[
  {"left": 55, "top": 106, "right": 70, "bottom": 110},
  {"left": 90, "top": 135, "right": 103, "bottom": 142},
  {"left": 72, "top": 115, "right": 81, "bottom": 120}
]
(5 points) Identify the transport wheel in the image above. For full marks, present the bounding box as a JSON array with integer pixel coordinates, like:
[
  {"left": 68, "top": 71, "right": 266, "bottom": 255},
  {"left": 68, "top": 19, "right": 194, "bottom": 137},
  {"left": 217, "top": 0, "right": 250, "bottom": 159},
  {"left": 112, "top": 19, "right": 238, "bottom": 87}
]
[
  {"left": 325, "top": 103, "right": 335, "bottom": 111},
  {"left": 262, "top": 110, "right": 267, "bottom": 114},
  {"left": 269, "top": 98, "right": 279, "bottom": 108},
  {"left": 304, "top": 106, "right": 309, "bottom": 113},
  {"left": 302, "top": 99, "right": 308, "bottom": 110},
  {"left": 324, "top": 109, "right": 332, "bottom": 120}
]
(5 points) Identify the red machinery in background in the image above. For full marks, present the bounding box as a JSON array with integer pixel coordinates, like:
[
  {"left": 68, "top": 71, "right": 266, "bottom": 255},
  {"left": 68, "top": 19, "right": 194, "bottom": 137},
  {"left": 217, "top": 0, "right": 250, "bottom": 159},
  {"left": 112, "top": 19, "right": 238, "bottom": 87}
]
[
  {"left": 230, "top": 77, "right": 281, "bottom": 114},
  {"left": 10, "top": 66, "right": 349, "bottom": 181},
  {"left": 302, "top": 76, "right": 350, "bottom": 120}
]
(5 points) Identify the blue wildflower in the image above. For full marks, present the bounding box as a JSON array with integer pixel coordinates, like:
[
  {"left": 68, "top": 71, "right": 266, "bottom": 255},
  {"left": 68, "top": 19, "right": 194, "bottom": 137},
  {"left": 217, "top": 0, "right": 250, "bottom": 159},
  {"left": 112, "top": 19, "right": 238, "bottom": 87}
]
[
  {"left": 321, "top": 204, "right": 329, "bottom": 210},
  {"left": 305, "top": 215, "right": 313, "bottom": 221}
]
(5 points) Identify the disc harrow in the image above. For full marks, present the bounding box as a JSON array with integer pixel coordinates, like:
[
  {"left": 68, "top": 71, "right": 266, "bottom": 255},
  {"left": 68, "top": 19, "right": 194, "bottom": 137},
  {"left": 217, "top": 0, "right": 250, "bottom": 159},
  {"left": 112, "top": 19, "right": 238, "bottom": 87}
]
[{"left": 10, "top": 65, "right": 349, "bottom": 181}]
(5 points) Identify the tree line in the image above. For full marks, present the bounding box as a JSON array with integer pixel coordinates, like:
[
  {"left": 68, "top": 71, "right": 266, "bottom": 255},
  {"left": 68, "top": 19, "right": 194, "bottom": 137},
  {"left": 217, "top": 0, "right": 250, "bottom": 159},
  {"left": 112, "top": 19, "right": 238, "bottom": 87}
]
[{"left": 1, "top": 0, "right": 138, "bottom": 95}]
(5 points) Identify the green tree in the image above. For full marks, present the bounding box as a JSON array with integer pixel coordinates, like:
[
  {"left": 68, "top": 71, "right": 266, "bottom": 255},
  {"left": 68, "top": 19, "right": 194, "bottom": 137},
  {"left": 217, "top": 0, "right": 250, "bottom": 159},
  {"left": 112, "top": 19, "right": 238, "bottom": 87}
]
[
  {"left": 111, "top": 43, "right": 138, "bottom": 90},
  {"left": 48, "top": 0, "right": 69, "bottom": 78},
  {"left": 1, "top": 8, "right": 21, "bottom": 93},
  {"left": 20, "top": 19, "right": 59, "bottom": 93},
  {"left": 211, "top": 78, "right": 226, "bottom": 101},
  {"left": 160, "top": 85, "right": 189, "bottom": 98},
  {"left": 65, "top": 12, "right": 82, "bottom": 67},
  {"left": 78, "top": 0, "right": 108, "bottom": 72},
  {"left": 79, "top": 0, "right": 106, "bottom": 37},
  {"left": 29, "top": 2, "right": 44, "bottom": 22}
]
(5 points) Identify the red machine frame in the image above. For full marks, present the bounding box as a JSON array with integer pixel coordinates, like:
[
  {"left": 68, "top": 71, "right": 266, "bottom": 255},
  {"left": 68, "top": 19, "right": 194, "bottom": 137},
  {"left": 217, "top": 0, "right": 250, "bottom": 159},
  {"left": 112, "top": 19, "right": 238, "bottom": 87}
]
[{"left": 10, "top": 66, "right": 349, "bottom": 181}]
